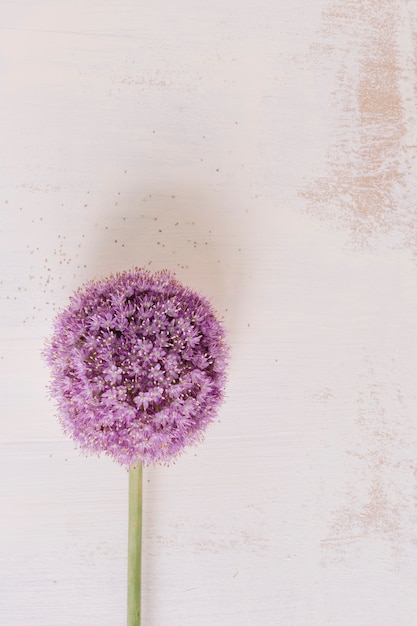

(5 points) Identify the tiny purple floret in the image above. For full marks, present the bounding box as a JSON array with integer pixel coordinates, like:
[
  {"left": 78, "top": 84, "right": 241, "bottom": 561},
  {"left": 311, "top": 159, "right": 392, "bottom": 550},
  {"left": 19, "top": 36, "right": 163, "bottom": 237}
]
[{"left": 44, "top": 269, "right": 228, "bottom": 466}]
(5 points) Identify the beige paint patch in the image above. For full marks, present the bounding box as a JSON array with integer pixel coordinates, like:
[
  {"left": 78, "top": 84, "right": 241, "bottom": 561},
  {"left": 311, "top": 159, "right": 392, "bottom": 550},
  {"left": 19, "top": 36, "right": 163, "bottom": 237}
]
[
  {"left": 301, "top": 0, "right": 417, "bottom": 248},
  {"left": 320, "top": 354, "right": 416, "bottom": 564}
]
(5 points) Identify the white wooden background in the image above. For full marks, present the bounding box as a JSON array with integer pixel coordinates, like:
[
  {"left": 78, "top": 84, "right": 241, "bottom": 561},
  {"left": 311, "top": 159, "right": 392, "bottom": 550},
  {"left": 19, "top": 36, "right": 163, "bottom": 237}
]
[{"left": 2, "top": 1, "right": 417, "bottom": 624}]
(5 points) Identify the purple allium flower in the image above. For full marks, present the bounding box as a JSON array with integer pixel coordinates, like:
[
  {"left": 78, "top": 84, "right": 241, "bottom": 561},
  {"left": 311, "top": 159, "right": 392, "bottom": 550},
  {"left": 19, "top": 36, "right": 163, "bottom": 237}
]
[{"left": 44, "top": 269, "right": 228, "bottom": 466}]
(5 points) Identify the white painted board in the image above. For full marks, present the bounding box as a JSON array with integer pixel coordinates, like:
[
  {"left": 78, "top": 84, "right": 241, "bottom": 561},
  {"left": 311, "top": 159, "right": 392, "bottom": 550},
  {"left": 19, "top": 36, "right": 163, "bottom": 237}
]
[{"left": 2, "top": 1, "right": 417, "bottom": 624}]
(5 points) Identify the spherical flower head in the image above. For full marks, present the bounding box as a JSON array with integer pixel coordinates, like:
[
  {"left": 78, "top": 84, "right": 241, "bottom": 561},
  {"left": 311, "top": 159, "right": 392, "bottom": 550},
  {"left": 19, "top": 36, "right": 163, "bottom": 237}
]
[{"left": 44, "top": 269, "right": 228, "bottom": 466}]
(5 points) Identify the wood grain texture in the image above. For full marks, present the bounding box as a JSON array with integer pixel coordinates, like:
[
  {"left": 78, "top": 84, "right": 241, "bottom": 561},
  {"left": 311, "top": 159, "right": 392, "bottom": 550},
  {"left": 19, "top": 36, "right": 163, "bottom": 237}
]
[{"left": 1, "top": 1, "right": 417, "bottom": 624}]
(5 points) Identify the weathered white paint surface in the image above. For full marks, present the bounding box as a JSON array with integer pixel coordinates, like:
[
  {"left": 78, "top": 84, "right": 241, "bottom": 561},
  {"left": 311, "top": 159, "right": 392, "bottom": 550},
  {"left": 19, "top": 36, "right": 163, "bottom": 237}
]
[{"left": 2, "top": 1, "right": 417, "bottom": 624}]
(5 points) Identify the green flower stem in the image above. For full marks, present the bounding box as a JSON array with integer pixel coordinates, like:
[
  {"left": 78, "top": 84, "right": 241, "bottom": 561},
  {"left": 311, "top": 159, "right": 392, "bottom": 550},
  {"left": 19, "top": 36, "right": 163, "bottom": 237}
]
[{"left": 127, "top": 464, "right": 142, "bottom": 626}]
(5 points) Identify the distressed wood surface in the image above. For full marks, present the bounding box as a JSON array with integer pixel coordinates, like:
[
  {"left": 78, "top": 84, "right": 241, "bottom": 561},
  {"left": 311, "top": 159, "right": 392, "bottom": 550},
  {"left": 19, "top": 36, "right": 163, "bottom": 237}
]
[{"left": 1, "top": 1, "right": 417, "bottom": 624}]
